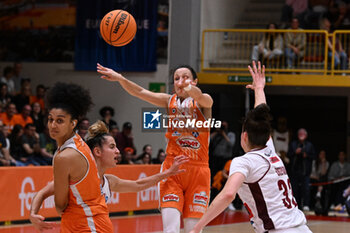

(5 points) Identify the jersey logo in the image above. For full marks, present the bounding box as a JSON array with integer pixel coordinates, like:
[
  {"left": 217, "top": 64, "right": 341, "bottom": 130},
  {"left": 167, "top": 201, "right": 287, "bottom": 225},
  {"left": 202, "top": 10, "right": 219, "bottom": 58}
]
[
  {"left": 275, "top": 166, "right": 288, "bottom": 176},
  {"left": 162, "top": 194, "right": 179, "bottom": 202},
  {"left": 172, "top": 131, "right": 181, "bottom": 137},
  {"left": 176, "top": 137, "right": 200, "bottom": 149},
  {"left": 192, "top": 131, "right": 199, "bottom": 138},
  {"left": 269, "top": 156, "right": 280, "bottom": 163},
  {"left": 193, "top": 192, "right": 208, "bottom": 206}
]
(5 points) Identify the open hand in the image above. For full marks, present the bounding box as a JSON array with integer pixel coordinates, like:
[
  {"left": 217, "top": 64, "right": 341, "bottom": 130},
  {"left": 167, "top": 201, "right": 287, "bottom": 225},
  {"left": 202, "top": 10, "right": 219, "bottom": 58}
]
[
  {"left": 97, "top": 63, "right": 124, "bottom": 82},
  {"left": 30, "top": 213, "right": 57, "bottom": 232},
  {"left": 167, "top": 155, "right": 189, "bottom": 176},
  {"left": 247, "top": 61, "right": 265, "bottom": 90}
]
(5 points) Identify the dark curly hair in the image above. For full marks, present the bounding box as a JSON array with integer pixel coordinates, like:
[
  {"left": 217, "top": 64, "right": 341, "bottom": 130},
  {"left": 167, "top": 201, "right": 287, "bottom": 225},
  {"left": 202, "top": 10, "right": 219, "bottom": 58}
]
[
  {"left": 46, "top": 82, "right": 93, "bottom": 120},
  {"left": 99, "top": 106, "right": 114, "bottom": 117},
  {"left": 242, "top": 104, "right": 271, "bottom": 147}
]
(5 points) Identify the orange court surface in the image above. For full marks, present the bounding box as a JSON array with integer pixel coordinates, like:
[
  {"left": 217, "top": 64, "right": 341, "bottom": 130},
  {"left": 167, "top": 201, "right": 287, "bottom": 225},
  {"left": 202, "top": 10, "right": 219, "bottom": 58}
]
[{"left": 1, "top": 210, "right": 349, "bottom": 233}]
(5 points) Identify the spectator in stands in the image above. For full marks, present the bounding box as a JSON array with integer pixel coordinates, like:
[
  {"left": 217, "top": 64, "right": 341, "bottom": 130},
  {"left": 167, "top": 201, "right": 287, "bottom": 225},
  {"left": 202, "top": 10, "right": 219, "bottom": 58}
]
[
  {"left": 21, "top": 123, "right": 49, "bottom": 165},
  {"left": 9, "top": 124, "right": 36, "bottom": 166},
  {"left": 209, "top": 121, "right": 235, "bottom": 181},
  {"left": 13, "top": 62, "right": 24, "bottom": 93},
  {"left": 272, "top": 116, "right": 291, "bottom": 169},
  {"left": 116, "top": 122, "right": 136, "bottom": 156},
  {"left": 251, "top": 23, "right": 284, "bottom": 62},
  {"left": 136, "top": 144, "right": 152, "bottom": 162},
  {"left": 0, "top": 122, "right": 16, "bottom": 166},
  {"left": 285, "top": 18, "right": 307, "bottom": 69},
  {"left": 0, "top": 102, "right": 18, "bottom": 132},
  {"left": 320, "top": 17, "right": 348, "bottom": 71},
  {"left": 0, "top": 66, "right": 16, "bottom": 96},
  {"left": 13, "top": 81, "right": 31, "bottom": 113},
  {"left": 77, "top": 118, "right": 90, "bottom": 141},
  {"left": 109, "top": 124, "right": 119, "bottom": 141},
  {"left": 288, "top": 128, "right": 316, "bottom": 211},
  {"left": 327, "top": 151, "right": 350, "bottom": 210},
  {"left": 310, "top": 150, "right": 329, "bottom": 209},
  {"left": 0, "top": 82, "right": 12, "bottom": 111},
  {"left": 152, "top": 148, "right": 166, "bottom": 164},
  {"left": 121, "top": 147, "right": 135, "bottom": 164},
  {"left": 13, "top": 104, "right": 33, "bottom": 128},
  {"left": 39, "top": 126, "right": 56, "bottom": 166},
  {"left": 31, "top": 102, "right": 45, "bottom": 133},
  {"left": 99, "top": 106, "right": 118, "bottom": 130},
  {"left": 305, "top": 0, "right": 330, "bottom": 28},
  {"left": 136, "top": 153, "right": 152, "bottom": 164},
  {"left": 280, "top": 0, "right": 308, "bottom": 29},
  {"left": 330, "top": 1, "right": 350, "bottom": 29},
  {"left": 30, "top": 84, "right": 46, "bottom": 111}
]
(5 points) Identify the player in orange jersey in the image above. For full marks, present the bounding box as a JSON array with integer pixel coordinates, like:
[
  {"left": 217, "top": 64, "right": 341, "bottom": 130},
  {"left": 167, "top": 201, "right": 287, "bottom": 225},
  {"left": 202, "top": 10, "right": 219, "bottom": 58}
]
[
  {"left": 30, "top": 120, "right": 188, "bottom": 232},
  {"left": 97, "top": 63, "right": 214, "bottom": 233},
  {"left": 46, "top": 82, "right": 113, "bottom": 233}
]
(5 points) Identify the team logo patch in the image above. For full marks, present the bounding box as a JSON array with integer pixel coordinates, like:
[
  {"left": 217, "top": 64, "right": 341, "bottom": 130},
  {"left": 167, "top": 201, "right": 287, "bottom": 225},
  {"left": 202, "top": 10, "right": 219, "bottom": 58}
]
[
  {"left": 192, "top": 131, "right": 199, "bottom": 138},
  {"left": 162, "top": 194, "right": 179, "bottom": 202},
  {"left": 172, "top": 131, "right": 181, "bottom": 137},
  {"left": 264, "top": 149, "right": 272, "bottom": 157},
  {"left": 270, "top": 156, "right": 280, "bottom": 163},
  {"left": 193, "top": 192, "right": 208, "bottom": 206},
  {"left": 176, "top": 137, "right": 200, "bottom": 149}
]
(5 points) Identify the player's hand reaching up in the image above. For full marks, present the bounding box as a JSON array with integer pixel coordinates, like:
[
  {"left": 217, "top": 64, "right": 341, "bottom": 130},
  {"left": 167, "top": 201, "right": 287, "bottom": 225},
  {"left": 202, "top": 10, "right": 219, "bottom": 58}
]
[
  {"left": 97, "top": 63, "right": 125, "bottom": 82},
  {"left": 246, "top": 61, "right": 265, "bottom": 90}
]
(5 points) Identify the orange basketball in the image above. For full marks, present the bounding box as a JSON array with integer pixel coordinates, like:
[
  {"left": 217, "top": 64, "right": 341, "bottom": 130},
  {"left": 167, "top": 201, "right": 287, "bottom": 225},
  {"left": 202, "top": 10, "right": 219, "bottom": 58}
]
[{"left": 100, "top": 10, "right": 137, "bottom": 47}]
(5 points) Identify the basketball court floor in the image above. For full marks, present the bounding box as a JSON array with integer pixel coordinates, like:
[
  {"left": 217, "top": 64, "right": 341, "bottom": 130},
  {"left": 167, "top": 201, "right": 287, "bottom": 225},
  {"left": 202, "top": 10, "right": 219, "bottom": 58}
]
[{"left": 0, "top": 210, "right": 349, "bottom": 233}]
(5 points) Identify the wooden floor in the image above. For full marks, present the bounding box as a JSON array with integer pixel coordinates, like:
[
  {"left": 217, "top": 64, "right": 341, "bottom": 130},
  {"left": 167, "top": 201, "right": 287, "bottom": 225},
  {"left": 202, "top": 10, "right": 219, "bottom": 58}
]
[{"left": 0, "top": 210, "right": 349, "bottom": 233}]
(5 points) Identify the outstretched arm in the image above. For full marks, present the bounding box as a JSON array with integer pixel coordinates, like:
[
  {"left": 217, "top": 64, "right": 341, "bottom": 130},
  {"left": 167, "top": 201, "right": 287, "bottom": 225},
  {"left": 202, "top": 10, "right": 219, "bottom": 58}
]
[
  {"left": 30, "top": 181, "right": 57, "bottom": 231},
  {"left": 189, "top": 172, "right": 245, "bottom": 233},
  {"left": 247, "top": 61, "right": 266, "bottom": 107},
  {"left": 97, "top": 63, "right": 170, "bottom": 107},
  {"left": 107, "top": 155, "right": 189, "bottom": 193}
]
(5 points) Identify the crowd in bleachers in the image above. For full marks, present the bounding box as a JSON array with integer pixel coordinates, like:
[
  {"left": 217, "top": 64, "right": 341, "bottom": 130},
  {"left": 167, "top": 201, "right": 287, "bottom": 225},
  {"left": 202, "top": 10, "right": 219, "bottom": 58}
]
[
  {"left": 250, "top": 0, "right": 350, "bottom": 71},
  {"left": 0, "top": 62, "right": 166, "bottom": 167}
]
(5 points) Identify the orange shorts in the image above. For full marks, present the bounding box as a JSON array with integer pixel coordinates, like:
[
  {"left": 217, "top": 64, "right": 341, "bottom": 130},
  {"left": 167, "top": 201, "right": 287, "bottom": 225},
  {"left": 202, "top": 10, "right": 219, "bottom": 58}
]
[{"left": 159, "top": 157, "right": 211, "bottom": 219}]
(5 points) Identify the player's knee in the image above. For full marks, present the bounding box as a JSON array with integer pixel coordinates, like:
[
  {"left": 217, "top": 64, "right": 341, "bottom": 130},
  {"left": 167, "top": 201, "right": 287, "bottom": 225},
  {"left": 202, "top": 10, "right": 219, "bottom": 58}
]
[{"left": 162, "top": 208, "right": 181, "bottom": 233}]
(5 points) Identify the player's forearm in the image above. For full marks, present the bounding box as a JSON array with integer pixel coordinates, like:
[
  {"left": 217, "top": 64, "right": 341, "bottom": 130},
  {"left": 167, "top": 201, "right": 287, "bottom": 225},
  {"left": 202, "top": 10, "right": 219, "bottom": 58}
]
[
  {"left": 254, "top": 87, "right": 266, "bottom": 107},
  {"left": 31, "top": 182, "right": 54, "bottom": 214},
  {"left": 186, "top": 86, "right": 213, "bottom": 108},
  {"left": 134, "top": 172, "right": 169, "bottom": 191},
  {"left": 119, "top": 77, "right": 146, "bottom": 98},
  {"left": 31, "top": 191, "right": 51, "bottom": 214}
]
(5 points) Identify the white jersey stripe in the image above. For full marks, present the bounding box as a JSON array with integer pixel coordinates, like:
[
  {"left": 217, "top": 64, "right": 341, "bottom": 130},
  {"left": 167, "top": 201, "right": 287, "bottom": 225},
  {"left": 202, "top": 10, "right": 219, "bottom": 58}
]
[{"left": 71, "top": 185, "right": 97, "bottom": 233}]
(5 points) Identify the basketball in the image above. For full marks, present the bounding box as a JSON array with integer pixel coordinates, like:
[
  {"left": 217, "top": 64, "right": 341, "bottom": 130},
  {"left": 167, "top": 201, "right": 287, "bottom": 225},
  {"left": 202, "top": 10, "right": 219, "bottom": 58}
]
[{"left": 100, "top": 10, "right": 137, "bottom": 47}]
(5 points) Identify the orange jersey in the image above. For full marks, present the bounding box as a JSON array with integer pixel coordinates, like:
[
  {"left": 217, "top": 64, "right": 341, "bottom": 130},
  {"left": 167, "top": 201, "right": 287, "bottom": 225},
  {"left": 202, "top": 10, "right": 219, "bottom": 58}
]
[
  {"left": 0, "top": 113, "right": 16, "bottom": 131},
  {"left": 12, "top": 114, "right": 33, "bottom": 128},
  {"left": 30, "top": 96, "right": 45, "bottom": 110},
  {"left": 165, "top": 95, "right": 210, "bottom": 163},
  {"left": 56, "top": 134, "right": 113, "bottom": 233}
]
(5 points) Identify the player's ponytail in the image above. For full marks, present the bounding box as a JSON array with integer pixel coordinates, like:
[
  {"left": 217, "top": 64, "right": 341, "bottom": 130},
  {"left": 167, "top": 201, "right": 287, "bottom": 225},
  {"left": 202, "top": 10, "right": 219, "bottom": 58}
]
[
  {"left": 86, "top": 120, "right": 109, "bottom": 151},
  {"left": 243, "top": 104, "right": 271, "bottom": 147}
]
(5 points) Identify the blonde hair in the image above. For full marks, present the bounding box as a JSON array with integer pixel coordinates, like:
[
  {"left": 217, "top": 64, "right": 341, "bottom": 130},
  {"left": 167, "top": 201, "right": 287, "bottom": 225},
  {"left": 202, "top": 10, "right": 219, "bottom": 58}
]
[{"left": 87, "top": 120, "right": 109, "bottom": 141}]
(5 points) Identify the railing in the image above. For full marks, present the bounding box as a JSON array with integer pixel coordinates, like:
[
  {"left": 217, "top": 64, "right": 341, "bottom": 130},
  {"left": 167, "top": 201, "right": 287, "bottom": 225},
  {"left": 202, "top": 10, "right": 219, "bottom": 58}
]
[{"left": 201, "top": 29, "right": 349, "bottom": 75}]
